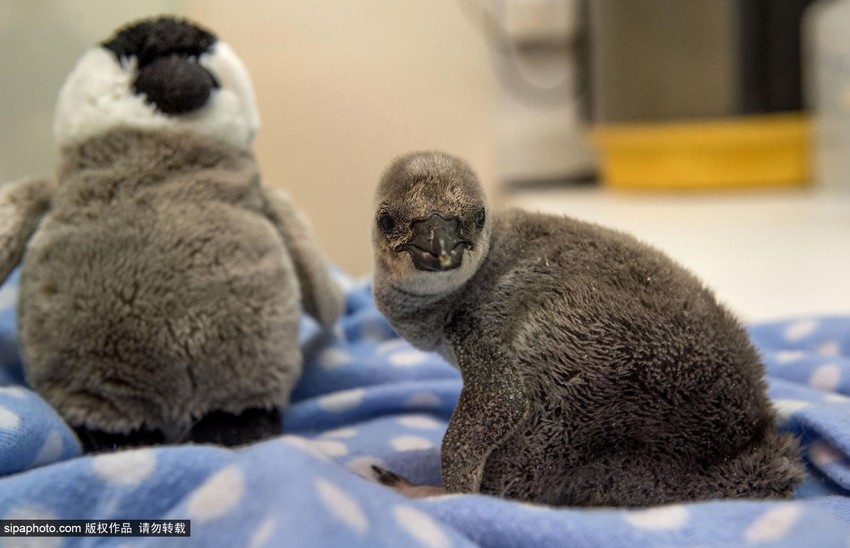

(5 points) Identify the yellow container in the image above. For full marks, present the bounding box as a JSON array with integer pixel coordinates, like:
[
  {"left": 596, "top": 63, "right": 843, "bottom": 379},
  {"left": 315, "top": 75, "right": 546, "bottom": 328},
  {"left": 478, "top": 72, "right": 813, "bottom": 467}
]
[{"left": 591, "top": 113, "right": 811, "bottom": 190}]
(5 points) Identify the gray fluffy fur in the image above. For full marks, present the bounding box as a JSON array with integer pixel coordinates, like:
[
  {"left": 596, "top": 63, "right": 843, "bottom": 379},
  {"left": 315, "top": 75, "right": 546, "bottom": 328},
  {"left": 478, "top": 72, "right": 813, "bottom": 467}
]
[
  {"left": 372, "top": 151, "right": 803, "bottom": 506},
  {"left": 0, "top": 128, "right": 343, "bottom": 440}
]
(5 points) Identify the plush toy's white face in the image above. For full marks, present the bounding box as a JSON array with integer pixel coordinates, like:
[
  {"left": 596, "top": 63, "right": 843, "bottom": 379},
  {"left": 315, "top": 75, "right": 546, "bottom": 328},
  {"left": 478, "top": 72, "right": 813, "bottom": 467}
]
[{"left": 53, "top": 18, "right": 260, "bottom": 150}]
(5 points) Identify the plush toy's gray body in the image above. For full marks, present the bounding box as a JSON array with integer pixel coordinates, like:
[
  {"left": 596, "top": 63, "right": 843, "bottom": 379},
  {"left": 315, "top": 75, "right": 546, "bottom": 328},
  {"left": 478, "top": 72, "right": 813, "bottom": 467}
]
[
  {"left": 372, "top": 151, "right": 803, "bottom": 506},
  {"left": 21, "top": 129, "right": 339, "bottom": 442},
  {"left": 0, "top": 18, "right": 343, "bottom": 450}
]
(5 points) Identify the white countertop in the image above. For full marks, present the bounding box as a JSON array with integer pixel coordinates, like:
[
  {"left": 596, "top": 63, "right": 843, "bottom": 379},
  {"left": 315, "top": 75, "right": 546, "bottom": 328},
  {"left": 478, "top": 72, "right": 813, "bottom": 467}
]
[{"left": 503, "top": 186, "right": 850, "bottom": 322}]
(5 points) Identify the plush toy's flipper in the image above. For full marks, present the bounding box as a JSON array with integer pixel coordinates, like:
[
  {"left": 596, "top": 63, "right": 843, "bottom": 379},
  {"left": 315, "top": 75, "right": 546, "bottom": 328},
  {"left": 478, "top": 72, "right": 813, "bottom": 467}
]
[
  {"left": 0, "top": 177, "right": 55, "bottom": 285},
  {"left": 262, "top": 186, "right": 345, "bottom": 327},
  {"left": 187, "top": 407, "right": 282, "bottom": 447}
]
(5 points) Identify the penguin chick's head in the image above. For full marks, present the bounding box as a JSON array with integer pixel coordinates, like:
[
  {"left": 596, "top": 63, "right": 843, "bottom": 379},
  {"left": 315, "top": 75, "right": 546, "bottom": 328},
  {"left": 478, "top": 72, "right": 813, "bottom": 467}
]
[
  {"left": 373, "top": 151, "right": 490, "bottom": 296},
  {"left": 53, "top": 16, "right": 260, "bottom": 150}
]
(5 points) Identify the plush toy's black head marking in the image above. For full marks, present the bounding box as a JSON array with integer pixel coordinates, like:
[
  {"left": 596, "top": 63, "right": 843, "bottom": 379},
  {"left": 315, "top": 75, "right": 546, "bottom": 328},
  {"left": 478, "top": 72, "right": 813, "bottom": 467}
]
[
  {"left": 102, "top": 17, "right": 217, "bottom": 65},
  {"left": 101, "top": 17, "right": 220, "bottom": 115}
]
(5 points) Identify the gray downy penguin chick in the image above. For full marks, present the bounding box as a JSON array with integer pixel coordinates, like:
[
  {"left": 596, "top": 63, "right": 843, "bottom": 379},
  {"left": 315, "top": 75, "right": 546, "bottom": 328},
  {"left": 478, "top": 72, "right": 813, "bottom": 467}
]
[
  {"left": 0, "top": 17, "right": 344, "bottom": 452},
  {"left": 371, "top": 151, "right": 803, "bottom": 506}
]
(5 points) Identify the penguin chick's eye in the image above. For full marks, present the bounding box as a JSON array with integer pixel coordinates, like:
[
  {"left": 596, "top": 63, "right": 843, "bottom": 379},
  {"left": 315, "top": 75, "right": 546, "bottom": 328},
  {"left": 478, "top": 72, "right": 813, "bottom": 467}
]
[
  {"left": 378, "top": 213, "right": 397, "bottom": 234},
  {"left": 475, "top": 208, "right": 486, "bottom": 228}
]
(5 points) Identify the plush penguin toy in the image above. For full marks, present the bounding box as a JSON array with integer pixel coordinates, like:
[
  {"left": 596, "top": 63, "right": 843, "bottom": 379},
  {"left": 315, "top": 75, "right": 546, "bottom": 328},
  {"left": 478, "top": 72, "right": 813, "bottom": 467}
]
[
  {"left": 0, "top": 17, "right": 344, "bottom": 452},
  {"left": 370, "top": 151, "right": 803, "bottom": 506}
]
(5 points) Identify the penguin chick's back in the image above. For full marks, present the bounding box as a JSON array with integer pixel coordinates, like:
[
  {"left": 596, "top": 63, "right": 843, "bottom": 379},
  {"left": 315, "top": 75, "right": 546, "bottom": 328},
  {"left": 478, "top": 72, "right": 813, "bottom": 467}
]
[
  {"left": 454, "top": 209, "right": 800, "bottom": 504},
  {"left": 482, "top": 207, "right": 771, "bottom": 425}
]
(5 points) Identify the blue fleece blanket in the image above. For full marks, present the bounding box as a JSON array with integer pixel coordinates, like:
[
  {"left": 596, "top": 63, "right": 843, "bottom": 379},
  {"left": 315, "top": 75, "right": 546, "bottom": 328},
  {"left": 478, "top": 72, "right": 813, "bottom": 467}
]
[{"left": 2, "top": 268, "right": 850, "bottom": 547}]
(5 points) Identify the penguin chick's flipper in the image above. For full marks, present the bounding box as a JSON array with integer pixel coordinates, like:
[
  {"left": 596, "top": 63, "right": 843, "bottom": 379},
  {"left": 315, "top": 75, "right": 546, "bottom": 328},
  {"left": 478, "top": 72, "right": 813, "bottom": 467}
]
[
  {"left": 187, "top": 407, "right": 282, "bottom": 447},
  {"left": 0, "top": 178, "right": 56, "bottom": 284},
  {"left": 441, "top": 356, "right": 529, "bottom": 494},
  {"left": 262, "top": 186, "right": 344, "bottom": 327},
  {"left": 371, "top": 465, "right": 447, "bottom": 498}
]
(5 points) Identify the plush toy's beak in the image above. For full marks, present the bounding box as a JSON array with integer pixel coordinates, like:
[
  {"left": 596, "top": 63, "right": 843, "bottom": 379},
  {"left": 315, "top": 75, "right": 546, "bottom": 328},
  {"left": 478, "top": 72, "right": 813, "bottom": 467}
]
[
  {"left": 398, "top": 213, "right": 471, "bottom": 272},
  {"left": 134, "top": 54, "right": 219, "bottom": 115}
]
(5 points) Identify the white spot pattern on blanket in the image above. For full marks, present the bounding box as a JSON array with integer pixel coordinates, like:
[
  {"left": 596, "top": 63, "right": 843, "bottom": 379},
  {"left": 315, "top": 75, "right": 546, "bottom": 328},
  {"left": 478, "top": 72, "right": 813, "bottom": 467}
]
[
  {"left": 817, "top": 341, "right": 841, "bottom": 357},
  {"left": 31, "top": 430, "right": 64, "bottom": 468},
  {"left": 0, "top": 284, "right": 15, "bottom": 311},
  {"left": 394, "top": 505, "right": 450, "bottom": 548},
  {"left": 391, "top": 436, "right": 434, "bottom": 451},
  {"left": 319, "top": 348, "right": 352, "bottom": 370},
  {"left": 0, "top": 387, "right": 29, "bottom": 399},
  {"left": 404, "top": 393, "right": 443, "bottom": 409},
  {"left": 775, "top": 350, "right": 805, "bottom": 364},
  {"left": 810, "top": 364, "right": 841, "bottom": 391},
  {"left": 390, "top": 350, "right": 428, "bottom": 367},
  {"left": 784, "top": 319, "right": 819, "bottom": 342},
  {"left": 398, "top": 415, "right": 442, "bottom": 430},
  {"left": 773, "top": 399, "right": 811, "bottom": 418},
  {"left": 377, "top": 339, "right": 411, "bottom": 355},
  {"left": 744, "top": 505, "right": 803, "bottom": 543},
  {"left": 248, "top": 517, "right": 278, "bottom": 548},
  {"left": 92, "top": 448, "right": 157, "bottom": 486},
  {"left": 810, "top": 440, "right": 843, "bottom": 468},
  {"left": 345, "top": 456, "right": 388, "bottom": 479},
  {"left": 316, "top": 478, "right": 368, "bottom": 533},
  {"left": 320, "top": 427, "right": 358, "bottom": 439},
  {"left": 282, "top": 436, "right": 331, "bottom": 461},
  {"left": 312, "top": 439, "right": 350, "bottom": 457},
  {"left": 187, "top": 465, "right": 245, "bottom": 521},
  {"left": 318, "top": 388, "right": 365, "bottom": 412},
  {"left": 0, "top": 404, "right": 21, "bottom": 431},
  {"left": 624, "top": 505, "right": 689, "bottom": 530}
]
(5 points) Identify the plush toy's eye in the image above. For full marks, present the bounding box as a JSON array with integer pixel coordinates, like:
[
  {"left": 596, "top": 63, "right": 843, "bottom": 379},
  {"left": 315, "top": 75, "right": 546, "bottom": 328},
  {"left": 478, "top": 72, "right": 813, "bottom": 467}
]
[
  {"left": 475, "top": 208, "right": 486, "bottom": 228},
  {"left": 378, "top": 213, "right": 397, "bottom": 234}
]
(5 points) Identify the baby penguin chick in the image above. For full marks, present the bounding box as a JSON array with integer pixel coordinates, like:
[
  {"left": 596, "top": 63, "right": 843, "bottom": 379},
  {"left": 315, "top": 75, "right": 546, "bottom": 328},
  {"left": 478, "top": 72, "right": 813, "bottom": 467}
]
[{"left": 371, "top": 151, "right": 803, "bottom": 506}]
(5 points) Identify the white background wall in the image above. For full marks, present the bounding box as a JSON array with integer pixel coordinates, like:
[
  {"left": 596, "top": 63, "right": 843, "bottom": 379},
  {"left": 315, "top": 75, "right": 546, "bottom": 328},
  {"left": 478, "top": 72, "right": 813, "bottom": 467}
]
[
  {"left": 3, "top": 1, "right": 846, "bottom": 320},
  {"left": 0, "top": 0, "right": 498, "bottom": 275}
]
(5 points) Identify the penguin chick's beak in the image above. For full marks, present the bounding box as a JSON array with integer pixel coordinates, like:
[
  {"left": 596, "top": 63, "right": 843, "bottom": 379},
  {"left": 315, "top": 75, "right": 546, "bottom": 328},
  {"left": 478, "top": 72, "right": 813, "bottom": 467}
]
[{"left": 397, "top": 213, "right": 472, "bottom": 272}]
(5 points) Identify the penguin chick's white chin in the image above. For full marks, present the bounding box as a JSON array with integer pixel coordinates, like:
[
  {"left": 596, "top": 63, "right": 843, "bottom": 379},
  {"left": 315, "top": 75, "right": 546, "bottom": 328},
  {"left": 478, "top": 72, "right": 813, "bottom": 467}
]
[
  {"left": 399, "top": 245, "right": 486, "bottom": 297},
  {"left": 53, "top": 42, "right": 259, "bottom": 150},
  {"left": 377, "top": 228, "right": 489, "bottom": 298}
]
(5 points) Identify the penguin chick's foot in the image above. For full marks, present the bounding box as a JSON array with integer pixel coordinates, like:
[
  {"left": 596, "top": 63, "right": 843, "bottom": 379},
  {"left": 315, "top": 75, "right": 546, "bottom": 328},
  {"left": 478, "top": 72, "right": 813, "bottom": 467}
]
[{"left": 371, "top": 465, "right": 446, "bottom": 498}]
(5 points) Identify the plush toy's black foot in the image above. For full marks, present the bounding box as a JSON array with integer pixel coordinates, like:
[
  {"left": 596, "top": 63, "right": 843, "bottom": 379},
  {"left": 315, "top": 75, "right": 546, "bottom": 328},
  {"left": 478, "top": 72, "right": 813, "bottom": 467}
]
[
  {"left": 73, "top": 407, "right": 282, "bottom": 452},
  {"left": 74, "top": 425, "right": 166, "bottom": 453},
  {"left": 188, "top": 407, "right": 282, "bottom": 447}
]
